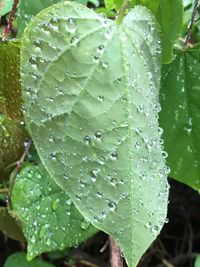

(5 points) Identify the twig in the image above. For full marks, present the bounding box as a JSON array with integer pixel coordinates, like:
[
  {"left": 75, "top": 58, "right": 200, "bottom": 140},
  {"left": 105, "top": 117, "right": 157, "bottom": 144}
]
[
  {"left": 7, "top": 139, "right": 32, "bottom": 208},
  {"left": 2, "top": 0, "right": 19, "bottom": 41},
  {"left": 109, "top": 236, "right": 123, "bottom": 267},
  {"left": 100, "top": 240, "right": 109, "bottom": 253},
  {"left": 80, "top": 260, "right": 98, "bottom": 267},
  {"left": 185, "top": 0, "right": 199, "bottom": 47},
  {"left": 162, "top": 259, "right": 175, "bottom": 267},
  {"left": 116, "top": 0, "right": 130, "bottom": 24}
]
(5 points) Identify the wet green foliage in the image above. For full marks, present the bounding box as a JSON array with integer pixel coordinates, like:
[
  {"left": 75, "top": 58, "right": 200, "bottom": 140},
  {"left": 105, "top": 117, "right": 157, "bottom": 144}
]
[
  {"left": 11, "top": 164, "right": 97, "bottom": 260},
  {"left": 0, "top": 0, "right": 200, "bottom": 266},
  {"left": 20, "top": 2, "right": 169, "bottom": 266}
]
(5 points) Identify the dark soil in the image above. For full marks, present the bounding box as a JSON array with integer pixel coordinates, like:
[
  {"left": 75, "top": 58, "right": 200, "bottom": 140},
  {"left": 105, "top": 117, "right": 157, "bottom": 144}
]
[{"left": 1, "top": 178, "right": 200, "bottom": 267}]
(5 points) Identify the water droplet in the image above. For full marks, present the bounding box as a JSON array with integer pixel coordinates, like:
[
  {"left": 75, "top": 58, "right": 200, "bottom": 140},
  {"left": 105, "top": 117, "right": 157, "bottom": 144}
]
[
  {"left": 93, "top": 55, "right": 99, "bottom": 64},
  {"left": 83, "top": 135, "right": 91, "bottom": 145},
  {"left": 94, "top": 131, "right": 102, "bottom": 140},
  {"left": 110, "top": 151, "right": 118, "bottom": 160},
  {"left": 50, "top": 153, "right": 56, "bottom": 161},
  {"left": 66, "top": 18, "right": 77, "bottom": 33},
  {"left": 102, "top": 61, "right": 108, "bottom": 69},
  {"left": 108, "top": 201, "right": 116, "bottom": 211},
  {"left": 98, "top": 95, "right": 104, "bottom": 102},
  {"left": 70, "top": 36, "right": 79, "bottom": 46},
  {"left": 97, "top": 44, "right": 105, "bottom": 54}
]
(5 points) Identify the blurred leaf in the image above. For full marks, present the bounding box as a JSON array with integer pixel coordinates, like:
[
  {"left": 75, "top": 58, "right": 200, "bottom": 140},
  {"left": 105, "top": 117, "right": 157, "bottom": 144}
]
[
  {"left": 11, "top": 164, "right": 97, "bottom": 260},
  {"left": 4, "top": 253, "right": 55, "bottom": 267},
  {"left": 157, "top": 0, "right": 184, "bottom": 64},
  {"left": 95, "top": 7, "right": 116, "bottom": 17},
  {"left": 0, "top": 41, "right": 23, "bottom": 121},
  {"left": 104, "top": 0, "right": 115, "bottom": 11},
  {"left": 195, "top": 255, "right": 200, "bottom": 267},
  {"left": 0, "top": 207, "right": 25, "bottom": 242},
  {"left": 160, "top": 47, "right": 200, "bottom": 191},
  {"left": 0, "top": 114, "right": 28, "bottom": 180},
  {"left": 0, "top": 0, "right": 13, "bottom": 16}
]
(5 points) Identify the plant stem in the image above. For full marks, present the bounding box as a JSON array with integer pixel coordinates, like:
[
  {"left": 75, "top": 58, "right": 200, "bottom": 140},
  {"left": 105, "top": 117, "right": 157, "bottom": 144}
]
[
  {"left": 109, "top": 236, "right": 123, "bottom": 267},
  {"left": 116, "top": 0, "right": 130, "bottom": 25},
  {"left": 2, "top": 0, "right": 19, "bottom": 41},
  {"left": 185, "top": 0, "right": 199, "bottom": 47}
]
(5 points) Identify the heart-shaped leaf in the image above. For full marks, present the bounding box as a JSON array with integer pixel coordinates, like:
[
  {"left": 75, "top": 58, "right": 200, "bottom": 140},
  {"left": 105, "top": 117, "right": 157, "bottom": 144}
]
[{"left": 21, "top": 2, "right": 169, "bottom": 266}]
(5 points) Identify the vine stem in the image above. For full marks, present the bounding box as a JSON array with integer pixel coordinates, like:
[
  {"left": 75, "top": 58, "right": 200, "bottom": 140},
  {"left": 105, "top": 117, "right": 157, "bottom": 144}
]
[
  {"left": 116, "top": 0, "right": 130, "bottom": 25},
  {"left": 185, "top": 0, "right": 199, "bottom": 47},
  {"left": 109, "top": 236, "right": 123, "bottom": 267},
  {"left": 2, "top": 0, "right": 19, "bottom": 41}
]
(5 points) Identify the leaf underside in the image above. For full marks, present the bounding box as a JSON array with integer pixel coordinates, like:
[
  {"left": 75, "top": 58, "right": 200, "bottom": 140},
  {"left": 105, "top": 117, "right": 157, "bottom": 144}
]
[
  {"left": 11, "top": 164, "right": 97, "bottom": 260},
  {"left": 21, "top": 2, "right": 169, "bottom": 266},
  {"left": 160, "top": 48, "right": 200, "bottom": 191}
]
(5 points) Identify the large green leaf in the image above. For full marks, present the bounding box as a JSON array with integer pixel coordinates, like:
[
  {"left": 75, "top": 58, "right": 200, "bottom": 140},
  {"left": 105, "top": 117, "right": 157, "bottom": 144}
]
[
  {"left": 21, "top": 2, "right": 169, "bottom": 266},
  {"left": 156, "top": 0, "right": 183, "bottom": 64},
  {"left": 11, "top": 164, "right": 97, "bottom": 260},
  {"left": 0, "top": 41, "right": 23, "bottom": 121},
  {"left": 4, "top": 253, "right": 54, "bottom": 267},
  {"left": 160, "top": 47, "right": 200, "bottom": 191}
]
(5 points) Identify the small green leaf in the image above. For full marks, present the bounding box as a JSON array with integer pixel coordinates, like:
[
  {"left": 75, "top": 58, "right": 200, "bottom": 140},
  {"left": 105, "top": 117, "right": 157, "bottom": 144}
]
[
  {"left": 4, "top": 253, "right": 54, "bottom": 267},
  {"left": 104, "top": 0, "right": 115, "bottom": 11},
  {"left": 21, "top": 2, "right": 169, "bottom": 266},
  {"left": 0, "top": 0, "right": 13, "bottom": 16},
  {"left": 0, "top": 207, "right": 25, "bottom": 242},
  {"left": 156, "top": 0, "right": 184, "bottom": 64},
  {"left": 11, "top": 164, "right": 97, "bottom": 260},
  {"left": 160, "top": 47, "right": 200, "bottom": 191},
  {"left": 195, "top": 255, "right": 200, "bottom": 267},
  {"left": 0, "top": 41, "right": 23, "bottom": 121}
]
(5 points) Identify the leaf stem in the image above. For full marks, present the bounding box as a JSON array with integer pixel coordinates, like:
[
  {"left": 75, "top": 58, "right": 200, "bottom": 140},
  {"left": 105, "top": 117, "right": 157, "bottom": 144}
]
[
  {"left": 2, "top": 0, "right": 19, "bottom": 41},
  {"left": 109, "top": 236, "right": 123, "bottom": 267},
  {"left": 116, "top": 0, "right": 130, "bottom": 25},
  {"left": 185, "top": 0, "right": 199, "bottom": 47}
]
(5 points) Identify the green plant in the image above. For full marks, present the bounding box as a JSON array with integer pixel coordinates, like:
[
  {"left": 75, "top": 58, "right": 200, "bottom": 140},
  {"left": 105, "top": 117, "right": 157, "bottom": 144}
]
[{"left": 0, "top": 0, "right": 200, "bottom": 266}]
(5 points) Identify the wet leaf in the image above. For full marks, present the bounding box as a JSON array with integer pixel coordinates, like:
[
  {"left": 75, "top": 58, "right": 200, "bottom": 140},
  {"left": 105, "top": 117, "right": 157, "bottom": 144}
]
[
  {"left": 160, "top": 47, "right": 200, "bottom": 191},
  {"left": 0, "top": 41, "right": 23, "bottom": 121},
  {"left": 21, "top": 2, "right": 169, "bottom": 266},
  {"left": 0, "top": 207, "right": 25, "bottom": 242},
  {"left": 156, "top": 0, "right": 184, "bottom": 64},
  {"left": 4, "top": 252, "right": 55, "bottom": 267},
  {"left": 11, "top": 164, "right": 97, "bottom": 260},
  {"left": 0, "top": 114, "right": 27, "bottom": 179},
  {"left": 15, "top": 0, "right": 90, "bottom": 37}
]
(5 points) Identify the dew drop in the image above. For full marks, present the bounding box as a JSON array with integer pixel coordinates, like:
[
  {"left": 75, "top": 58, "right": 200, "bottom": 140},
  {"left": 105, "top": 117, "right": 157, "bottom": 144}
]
[
  {"left": 70, "top": 36, "right": 79, "bottom": 46},
  {"left": 110, "top": 151, "right": 118, "bottom": 160},
  {"left": 66, "top": 18, "right": 77, "bottom": 33},
  {"left": 108, "top": 201, "right": 116, "bottom": 211}
]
